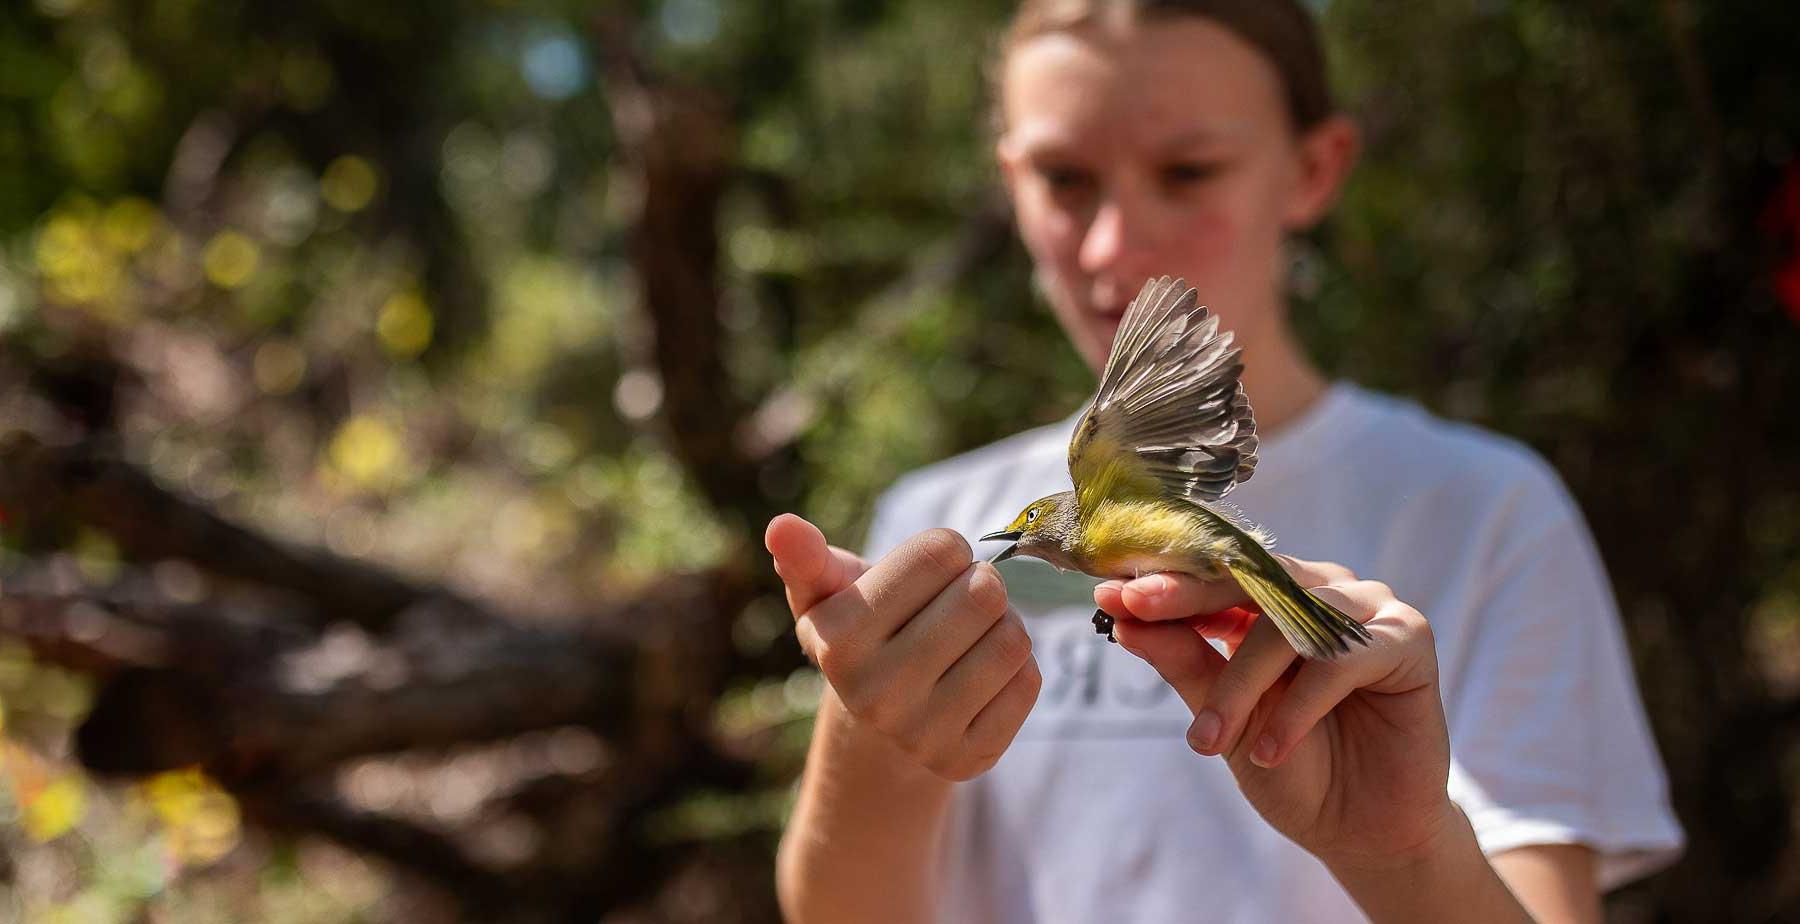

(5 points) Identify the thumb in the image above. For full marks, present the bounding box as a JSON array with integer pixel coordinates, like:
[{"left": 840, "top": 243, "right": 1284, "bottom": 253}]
[
  {"left": 765, "top": 513, "right": 868, "bottom": 615},
  {"left": 1111, "top": 616, "right": 1226, "bottom": 716}
]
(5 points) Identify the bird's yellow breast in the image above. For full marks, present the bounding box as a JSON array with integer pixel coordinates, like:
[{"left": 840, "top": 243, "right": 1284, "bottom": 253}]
[{"left": 1074, "top": 498, "right": 1236, "bottom": 580}]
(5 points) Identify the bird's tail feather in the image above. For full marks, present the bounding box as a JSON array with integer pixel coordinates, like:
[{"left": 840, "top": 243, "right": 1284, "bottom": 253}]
[{"left": 1226, "top": 561, "right": 1373, "bottom": 661}]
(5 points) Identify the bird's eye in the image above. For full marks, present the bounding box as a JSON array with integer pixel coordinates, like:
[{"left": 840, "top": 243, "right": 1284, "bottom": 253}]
[{"left": 1026, "top": 508, "right": 1038, "bottom": 523}]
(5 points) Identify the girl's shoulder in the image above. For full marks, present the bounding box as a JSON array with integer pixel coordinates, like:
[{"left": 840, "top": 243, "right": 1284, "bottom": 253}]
[{"left": 1332, "top": 383, "right": 1569, "bottom": 496}]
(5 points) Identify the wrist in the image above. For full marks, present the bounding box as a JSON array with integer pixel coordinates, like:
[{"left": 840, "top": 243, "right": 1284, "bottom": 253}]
[
  {"left": 1321, "top": 802, "right": 1531, "bottom": 924},
  {"left": 1317, "top": 797, "right": 1468, "bottom": 876}
]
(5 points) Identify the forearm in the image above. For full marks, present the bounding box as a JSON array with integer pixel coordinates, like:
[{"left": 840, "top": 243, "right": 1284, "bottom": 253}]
[
  {"left": 777, "top": 687, "right": 955, "bottom": 924},
  {"left": 1324, "top": 804, "right": 1533, "bottom": 924}
]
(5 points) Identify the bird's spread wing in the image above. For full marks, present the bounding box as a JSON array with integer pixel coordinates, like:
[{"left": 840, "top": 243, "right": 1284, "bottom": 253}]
[{"left": 1069, "top": 276, "right": 1259, "bottom": 511}]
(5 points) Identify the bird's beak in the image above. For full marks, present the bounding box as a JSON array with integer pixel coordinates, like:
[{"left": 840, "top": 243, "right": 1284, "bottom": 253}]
[{"left": 980, "top": 529, "right": 1022, "bottom": 563}]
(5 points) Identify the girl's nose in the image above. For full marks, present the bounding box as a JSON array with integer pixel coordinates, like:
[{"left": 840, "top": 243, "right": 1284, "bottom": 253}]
[{"left": 1078, "top": 194, "right": 1160, "bottom": 279}]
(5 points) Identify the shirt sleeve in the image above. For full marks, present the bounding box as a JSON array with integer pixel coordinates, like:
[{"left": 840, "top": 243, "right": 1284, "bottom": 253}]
[{"left": 1442, "top": 462, "right": 1685, "bottom": 890}]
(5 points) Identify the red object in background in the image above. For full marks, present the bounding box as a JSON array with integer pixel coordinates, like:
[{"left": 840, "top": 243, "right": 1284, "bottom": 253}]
[{"left": 1761, "top": 160, "right": 1800, "bottom": 323}]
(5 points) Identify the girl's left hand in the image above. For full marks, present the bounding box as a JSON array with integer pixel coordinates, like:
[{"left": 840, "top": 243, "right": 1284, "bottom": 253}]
[{"left": 1096, "top": 556, "right": 1461, "bottom": 872}]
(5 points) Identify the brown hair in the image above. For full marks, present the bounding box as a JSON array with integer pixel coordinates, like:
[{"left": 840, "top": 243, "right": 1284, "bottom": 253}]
[{"left": 997, "top": 0, "right": 1336, "bottom": 132}]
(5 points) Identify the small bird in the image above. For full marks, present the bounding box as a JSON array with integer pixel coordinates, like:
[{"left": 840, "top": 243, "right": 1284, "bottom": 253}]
[{"left": 980, "top": 277, "right": 1372, "bottom": 660}]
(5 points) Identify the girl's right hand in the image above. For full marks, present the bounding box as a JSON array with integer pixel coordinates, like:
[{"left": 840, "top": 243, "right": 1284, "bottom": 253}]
[{"left": 766, "top": 514, "right": 1042, "bottom": 781}]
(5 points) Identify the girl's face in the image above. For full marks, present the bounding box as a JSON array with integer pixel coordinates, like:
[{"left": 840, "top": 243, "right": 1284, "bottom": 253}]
[{"left": 998, "top": 17, "right": 1353, "bottom": 370}]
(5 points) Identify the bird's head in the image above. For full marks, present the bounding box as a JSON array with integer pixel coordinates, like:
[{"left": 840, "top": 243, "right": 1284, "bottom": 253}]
[{"left": 981, "top": 491, "right": 1080, "bottom": 567}]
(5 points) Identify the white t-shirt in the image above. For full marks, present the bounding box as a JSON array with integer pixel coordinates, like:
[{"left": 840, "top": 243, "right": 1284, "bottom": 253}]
[{"left": 862, "top": 382, "right": 1684, "bottom": 924}]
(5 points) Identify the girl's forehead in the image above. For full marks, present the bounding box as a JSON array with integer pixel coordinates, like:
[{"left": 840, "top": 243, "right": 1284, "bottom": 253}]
[{"left": 999, "top": 19, "right": 1285, "bottom": 153}]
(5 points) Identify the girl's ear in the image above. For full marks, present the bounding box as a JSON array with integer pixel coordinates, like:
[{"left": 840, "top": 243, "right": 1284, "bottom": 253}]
[{"left": 1282, "top": 115, "right": 1361, "bottom": 231}]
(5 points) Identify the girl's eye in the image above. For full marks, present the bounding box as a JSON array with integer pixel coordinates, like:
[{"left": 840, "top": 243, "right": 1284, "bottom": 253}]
[
  {"left": 1161, "top": 161, "right": 1221, "bottom": 187},
  {"left": 1039, "top": 165, "right": 1095, "bottom": 196}
]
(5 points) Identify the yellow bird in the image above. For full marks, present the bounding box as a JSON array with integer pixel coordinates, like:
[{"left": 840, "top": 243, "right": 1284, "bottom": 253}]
[{"left": 980, "top": 276, "right": 1372, "bottom": 660}]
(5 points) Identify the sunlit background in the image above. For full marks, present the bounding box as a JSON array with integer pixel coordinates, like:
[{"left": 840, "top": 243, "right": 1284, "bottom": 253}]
[{"left": 0, "top": 0, "right": 1796, "bottom": 921}]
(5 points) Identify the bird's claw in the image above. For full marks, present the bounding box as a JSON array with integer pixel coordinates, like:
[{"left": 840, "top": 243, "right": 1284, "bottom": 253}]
[{"left": 1092, "top": 609, "right": 1116, "bottom": 643}]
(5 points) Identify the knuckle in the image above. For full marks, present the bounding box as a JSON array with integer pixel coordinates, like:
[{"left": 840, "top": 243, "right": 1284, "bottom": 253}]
[
  {"left": 965, "top": 562, "right": 1010, "bottom": 618},
  {"left": 857, "top": 686, "right": 914, "bottom": 737},
  {"left": 811, "top": 635, "right": 856, "bottom": 680},
  {"left": 794, "top": 616, "right": 822, "bottom": 658},
  {"left": 1016, "top": 660, "right": 1044, "bottom": 699},
  {"left": 1356, "top": 579, "right": 1394, "bottom": 600},
  {"left": 987, "top": 619, "right": 1033, "bottom": 667},
  {"left": 813, "top": 634, "right": 846, "bottom": 670},
  {"left": 808, "top": 634, "right": 838, "bottom": 672},
  {"left": 916, "top": 528, "right": 973, "bottom": 581},
  {"left": 1398, "top": 606, "right": 1433, "bottom": 640}
]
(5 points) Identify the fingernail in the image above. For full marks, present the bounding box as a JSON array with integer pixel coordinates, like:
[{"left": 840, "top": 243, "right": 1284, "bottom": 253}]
[
  {"left": 1188, "top": 710, "right": 1221, "bottom": 754},
  {"left": 1250, "top": 734, "right": 1278, "bottom": 768},
  {"left": 1139, "top": 574, "right": 1169, "bottom": 595}
]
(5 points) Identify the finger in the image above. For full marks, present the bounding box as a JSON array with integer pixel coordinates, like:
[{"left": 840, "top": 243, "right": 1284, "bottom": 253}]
[
  {"left": 886, "top": 560, "right": 1011, "bottom": 687},
  {"left": 1097, "top": 572, "right": 1250, "bottom": 623},
  {"left": 1271, "top": 554, "right": 1356, "bottom": 587},
  {"left": 1309, "top": 582, "right": 1438, "bottom": 697},
  {"left": 1305, "top": 579, "right": 1388, "bottom": 625},
  {"left": 1111, "top": 616, "right": 1226, "bottom": 716},
  {"left": 1095, "top": 580, "right": 1256, "bottom": 645},
  {"left": 766, "top": 514, "right": 868, "bottom": 614},
  {"left": 1247, "top": 584, "right": 1428, "bottom": 767},
  {"left": 930, "top": 609, "right": 1035, "bottom": 731},
  {"left": 961, "top": 659, "right": 1042, "bottom": 769},
  {"left": 1096, "top": 557, "right": 1358, "bottom": 625},
  {"left": 811, "top": 528, "right": 974, "bottom": 643},
  {"left": 1247, "top": 654, "right": 1384, "bottom": 768},
  {"left": 1207, "top": 606, "right": 1259, "bottom": 652},
  {"left": 1093, "top": 581, "right": 1129, "bottom": 619},
  {"left": 1195, "top": 614, "right": 1299, "bottom": 757}
]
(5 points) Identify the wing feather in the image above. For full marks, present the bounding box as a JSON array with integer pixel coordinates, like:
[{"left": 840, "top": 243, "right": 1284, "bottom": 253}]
[{"left": 1069, "top": 276, "right": 1260, "bottom": 509}]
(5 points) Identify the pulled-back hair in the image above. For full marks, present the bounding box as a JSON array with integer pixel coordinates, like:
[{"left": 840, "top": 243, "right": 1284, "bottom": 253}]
[{"left": 998, "top": 0, "right": 1336, "bottom": 132}]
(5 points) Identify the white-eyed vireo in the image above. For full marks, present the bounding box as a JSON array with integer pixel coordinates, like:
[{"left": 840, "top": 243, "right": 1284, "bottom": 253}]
[{"left": 980, "top": 276, "right": 1372, "bottom": 660}]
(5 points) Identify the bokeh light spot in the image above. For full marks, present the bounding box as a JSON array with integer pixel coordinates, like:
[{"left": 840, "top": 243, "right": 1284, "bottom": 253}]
[
  {"left": 660, "top": 0, "right": 721, "bottom": 47},
  {"left": 320, "top": 155, "right": 379, "bottom": 212},
  {"left": 377, "top": 291, "right": 434, "bottom": 359},
  {"left": 100, "top": 197, "right": 160, "bottom": 253},
  {"left": 328, "top": 416, "right": 403, "bottom": 491},
  {"left": 613, "top": 368, "right": 664, "bottom": 421},
  {"left": 521, "top": 28, "right": 588, "bottom": 101},
  {"left": 23, "top": 775, "right": 87, "bottom": 842},
  {"left": 201, "top": 230, "right": 260, "bottom": 288},
  {"left": 253, "top": 340, "right": 308, "bottom": 395}
]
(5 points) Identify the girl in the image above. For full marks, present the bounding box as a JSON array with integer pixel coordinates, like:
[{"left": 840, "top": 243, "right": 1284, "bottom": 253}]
[{"left": 767, "top": 2, "right": 1682, "bottom": 920}]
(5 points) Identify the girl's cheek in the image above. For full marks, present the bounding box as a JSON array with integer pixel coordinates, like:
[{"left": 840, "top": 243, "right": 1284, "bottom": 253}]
[
  {"left": 1182, "top": 208, "right": 1236, "bottom": 266},
  {"left": 1022, "top": 202, "right": 1088, "bottom": 274}
]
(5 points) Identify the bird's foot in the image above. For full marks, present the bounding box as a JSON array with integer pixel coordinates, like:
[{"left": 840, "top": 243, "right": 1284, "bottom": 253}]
[{"left": 1092, "top": 609, "right": 1116, "bottom": 643}]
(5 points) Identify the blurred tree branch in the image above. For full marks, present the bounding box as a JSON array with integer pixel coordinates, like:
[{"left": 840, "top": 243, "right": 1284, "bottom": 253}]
[{"left": 0, "top": 436, "right": 437, "bottom": 633}]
